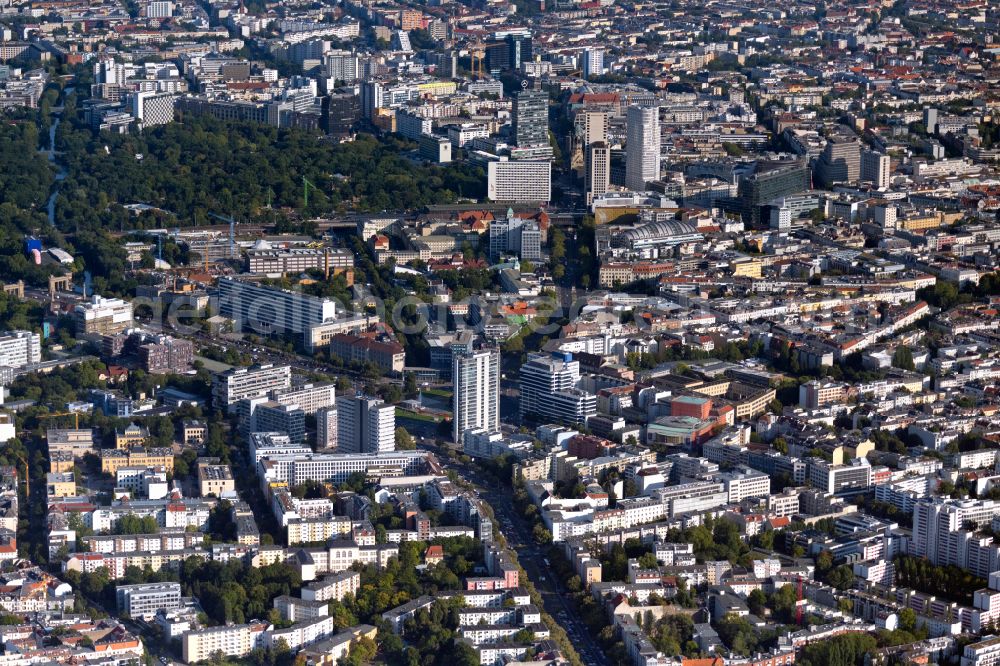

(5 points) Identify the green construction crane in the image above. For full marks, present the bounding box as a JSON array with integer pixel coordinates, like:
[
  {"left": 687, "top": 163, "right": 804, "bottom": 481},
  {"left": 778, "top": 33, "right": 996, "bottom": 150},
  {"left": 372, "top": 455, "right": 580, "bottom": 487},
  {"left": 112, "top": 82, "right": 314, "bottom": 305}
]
[{"left": 303, "top": 176, "right": 317, "bottom": 208}]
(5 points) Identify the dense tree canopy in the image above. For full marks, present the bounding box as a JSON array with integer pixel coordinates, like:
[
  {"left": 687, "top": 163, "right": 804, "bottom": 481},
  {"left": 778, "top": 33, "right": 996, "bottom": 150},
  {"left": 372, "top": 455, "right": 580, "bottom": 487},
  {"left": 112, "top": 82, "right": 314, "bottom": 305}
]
[
  {"left": 0, "top": 117, "right": 69, "bottom": 287},
  {"left": 0, "top": 119, "right": 53, "bottom": 210},
  {"left": 57, "top": 116, "right": 486, "bottom": 226}
]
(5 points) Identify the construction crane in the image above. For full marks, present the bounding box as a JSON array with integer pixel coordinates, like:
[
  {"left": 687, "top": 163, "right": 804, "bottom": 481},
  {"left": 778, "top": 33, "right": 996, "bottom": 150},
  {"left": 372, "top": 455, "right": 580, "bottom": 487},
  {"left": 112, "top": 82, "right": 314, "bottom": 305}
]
[
  {"left": 470, "top": 41, "right": 486, "bottom": 78},
  {"left": 302, "top": 177, "right": 317, "bottom": 209},
  {"left": 208, "top": 212, "right": 237, "bottom": 260},
  {"left": 39, "top": 411, "right": 81, "bottom": 429}
]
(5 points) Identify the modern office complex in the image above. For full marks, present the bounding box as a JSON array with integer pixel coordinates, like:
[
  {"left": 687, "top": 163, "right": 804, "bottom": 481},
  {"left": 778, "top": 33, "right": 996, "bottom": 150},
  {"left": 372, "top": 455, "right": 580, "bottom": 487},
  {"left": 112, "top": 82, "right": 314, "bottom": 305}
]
[
  {"left": 245, "top": 245, "right": 353, "bottom": 277},
  {"left": 733, "top": 160, "right": 811, "bottom": 224},
  {"left": 249, "top": 432, "right": 312, "bottom": 463},
  {"left": 323, "top": 93, "right": 359, "bottom": 138},
  {"left": 116, "top": 582, "right": 182, "bottom": 620},
  {"left": 74, "top": 295, "right": 134, "bottom": 336},
  {"left": 249, "top": 401, "right": 306, "bottom": 444},
  {"left": 272, "top": 382, "right": 337, "bottom": 415},
  {"left": 519, "top": 352, "right": 596, "bottom": 426},
  {"left": 814, "top": 137, "right": 861, "bottom": 187},
  {"left": 258, "top": 451, "right": 431, "bottom": 486},
  {"left": 217, "top": 276, "right": 338, "bottom": 338}
]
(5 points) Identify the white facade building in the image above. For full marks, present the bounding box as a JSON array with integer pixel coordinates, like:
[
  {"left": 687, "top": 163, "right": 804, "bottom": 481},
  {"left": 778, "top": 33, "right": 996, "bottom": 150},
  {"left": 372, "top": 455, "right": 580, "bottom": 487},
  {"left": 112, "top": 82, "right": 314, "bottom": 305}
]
[
  {"left": 335, "top": 395, "right": 394, "bottom": 454},
  {"left": 487, "top": 159, "right": 551, "bottom": 203},
  {"left": 453, "top": 349, "right": 500, "bottom": 444},
  {"left": 625, "top": 105, "right": 660, "bottom": 192},
  {"left": 0, "top": 331, "right": 40, "bottom": 370}
]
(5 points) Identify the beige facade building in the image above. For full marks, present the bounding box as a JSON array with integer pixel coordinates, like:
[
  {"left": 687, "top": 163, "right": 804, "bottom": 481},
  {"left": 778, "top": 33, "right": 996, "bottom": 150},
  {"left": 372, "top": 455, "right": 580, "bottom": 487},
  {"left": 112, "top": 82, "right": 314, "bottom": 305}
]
[{"left": 197, "top": 463, "right": 235, "bottom": 497}]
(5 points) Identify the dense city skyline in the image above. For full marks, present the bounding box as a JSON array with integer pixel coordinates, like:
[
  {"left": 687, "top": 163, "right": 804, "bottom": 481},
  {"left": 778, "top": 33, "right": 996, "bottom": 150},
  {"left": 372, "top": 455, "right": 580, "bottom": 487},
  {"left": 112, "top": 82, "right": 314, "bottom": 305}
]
[{"left": 0, "top": 0, "right": 999, "bottom": 665}]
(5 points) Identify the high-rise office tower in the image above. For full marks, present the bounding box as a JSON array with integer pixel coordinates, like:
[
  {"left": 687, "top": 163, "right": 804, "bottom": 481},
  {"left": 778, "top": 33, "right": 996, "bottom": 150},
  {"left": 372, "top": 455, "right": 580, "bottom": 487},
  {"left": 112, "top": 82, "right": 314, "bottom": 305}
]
[
  {"left": 580, "top": 110, "right": 609, "bottom": 146},
  {"left": 484, "top": 42, "right": 510, "bottom": 74},
  {"left": 582, "top": 48, "right": 605, "bottom": 79},
  {"left": 324, "top": 50, "right": 359, "bottom": 82},
  {"left": 625, "top": 105, "right": 660, "bottom": 192},
  {"left": 129, "top": 91, "right": 176, "bottom": 128},
  {"left": 359, "top": 80, "right": 384, "bottom": 119},
  {"left": 506, "top": 34, "right": 532, "bottom": 70},
  {"left": 586, "top": 141, "right": 610, "bottom": 205},
  {"left": 335, "top": 395, "right": 395, "bottom": 454},
  {"left": 519, "top": 352, "right": 596, "bottom": 426},
  {"left": 735, "top": 161, "right": 811, "bottom": 225},
  {"left": 860, "top": 149, "right": 891, "bottom": 189},
  {"left": 453, "top": 349, "right": 500, "bottom": 444},
  {"left": 316, "top": 406, "right": 338, "bottom": 450},
  {"left": 322, "top": 93, "right": 359, "bottom": 139},
  {"left": 512, "top": 89, "right": 549, "bottom": 149},
  {"left": 923, "top": 107, "right": 938, "bottom": 135},
  {"left": 814, "top": 137, "right": 861, "bottom": 187}
]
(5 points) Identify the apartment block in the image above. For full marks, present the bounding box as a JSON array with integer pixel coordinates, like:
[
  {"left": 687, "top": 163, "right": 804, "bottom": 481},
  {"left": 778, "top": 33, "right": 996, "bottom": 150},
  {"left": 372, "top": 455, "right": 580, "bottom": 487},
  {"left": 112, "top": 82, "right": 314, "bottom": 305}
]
[
  {"left": 301, "top": 571, "right": 361, "bottom": 603},
  {"left": 182, "top": 623, "right": 269, "bottom": 663},
  {"left": 0, "top": 331, "right": 40, "bottom": 369}
]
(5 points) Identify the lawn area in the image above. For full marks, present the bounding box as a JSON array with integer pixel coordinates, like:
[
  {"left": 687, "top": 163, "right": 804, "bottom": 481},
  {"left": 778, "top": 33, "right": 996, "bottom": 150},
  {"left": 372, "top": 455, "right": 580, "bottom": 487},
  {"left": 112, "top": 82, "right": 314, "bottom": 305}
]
[{"left": 395, "top": 408, "right": 442, "bottom": 423}]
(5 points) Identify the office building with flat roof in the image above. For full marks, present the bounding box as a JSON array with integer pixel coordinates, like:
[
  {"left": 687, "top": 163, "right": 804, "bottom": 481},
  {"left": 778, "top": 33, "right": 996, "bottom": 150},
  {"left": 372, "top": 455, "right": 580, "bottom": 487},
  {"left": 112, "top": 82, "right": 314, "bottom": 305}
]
[
  {"left": 487, "top": 159, "right": 551, "bottom": 203},
  {"left": 217, "top": 276, "right": 337, "bottom": 338},
  {"left": 0, "top": 330, "right": 40, "bottom": 370},
  {"left": 335, "top": 395, "right": 394, "bottom": 454},
  {"left": 212, "top": 364, "right": 292, "bottom": 411},
  {"left": 116, "top": 582, "right": 182, "bottom": 620}
]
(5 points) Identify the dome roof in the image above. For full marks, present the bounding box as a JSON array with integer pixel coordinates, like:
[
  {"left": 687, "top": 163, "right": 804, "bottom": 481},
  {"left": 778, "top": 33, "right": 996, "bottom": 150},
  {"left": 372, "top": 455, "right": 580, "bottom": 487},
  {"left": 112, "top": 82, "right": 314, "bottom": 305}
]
[{"left": 617, "top": 220, "right": 698, "bottom": 243}]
